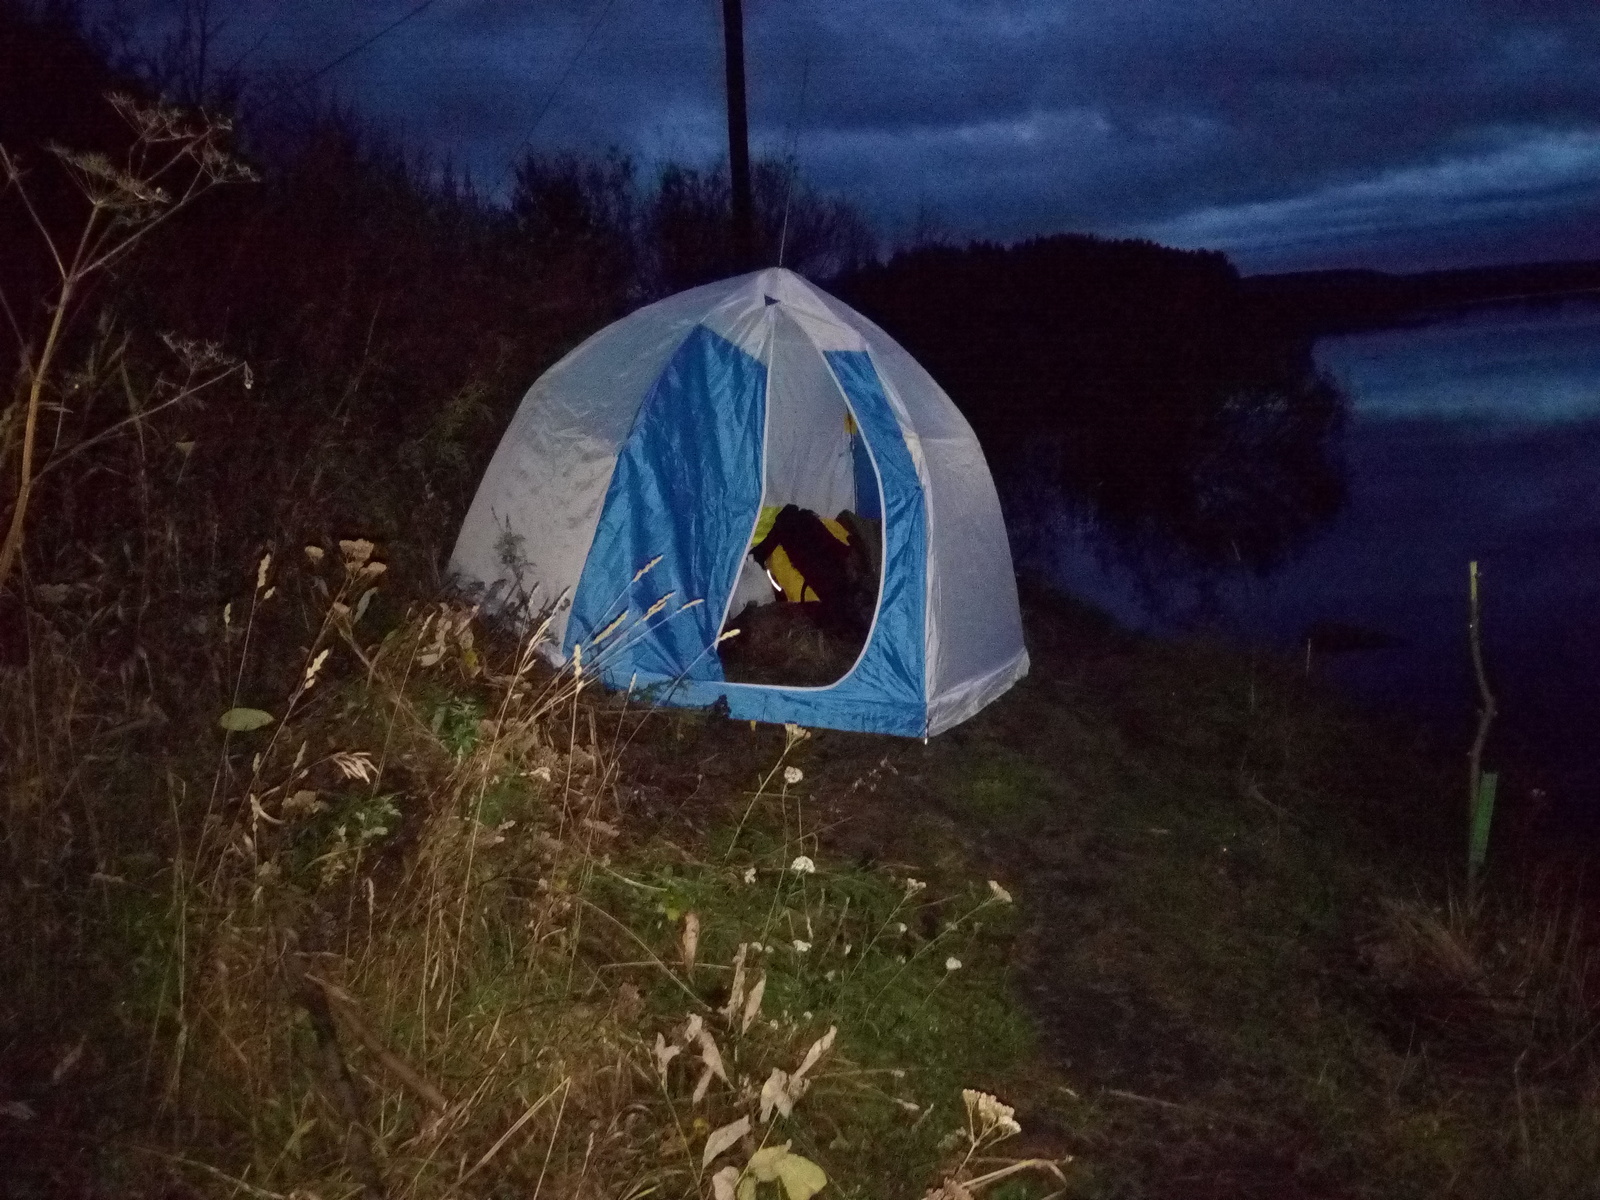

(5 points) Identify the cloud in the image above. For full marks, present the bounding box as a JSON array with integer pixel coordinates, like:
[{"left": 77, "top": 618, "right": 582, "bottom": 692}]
[
  {"left": 88, "top": 0, "right": 1600, "bottom": 269},
  {"left": 1144, "top": 127, "right": 1600, "bottom": 269}
]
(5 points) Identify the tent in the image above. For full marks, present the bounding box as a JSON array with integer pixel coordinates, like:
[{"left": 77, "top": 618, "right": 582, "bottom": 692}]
[{"left": 449, "top": 267, "right": 1027, "bottom": 737}]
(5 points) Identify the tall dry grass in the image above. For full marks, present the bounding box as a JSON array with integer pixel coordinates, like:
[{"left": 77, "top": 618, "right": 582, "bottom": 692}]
[{"left": 2, "top": 519, "right": 1056, "bottom": 1197}]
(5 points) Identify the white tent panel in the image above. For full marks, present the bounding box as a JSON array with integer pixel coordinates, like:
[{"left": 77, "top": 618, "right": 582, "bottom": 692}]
[{"left": 762, "top": 310, "right": 856, "bottom": 518}]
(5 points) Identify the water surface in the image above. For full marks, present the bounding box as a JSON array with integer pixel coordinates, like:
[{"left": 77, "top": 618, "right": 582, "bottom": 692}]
[{"left": 1048, "top": 299, "right": 1600, "bottom": 798}]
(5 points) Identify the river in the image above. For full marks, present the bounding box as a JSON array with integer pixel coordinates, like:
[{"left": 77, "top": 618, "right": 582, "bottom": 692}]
[{"left": 1047, "top": 298, "right": 1600, "bottom": 808}]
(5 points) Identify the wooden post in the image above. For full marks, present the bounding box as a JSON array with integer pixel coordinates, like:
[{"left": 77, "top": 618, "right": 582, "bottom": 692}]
[{"left": 722, "top": 0, "right": 755, "bottom": 271}]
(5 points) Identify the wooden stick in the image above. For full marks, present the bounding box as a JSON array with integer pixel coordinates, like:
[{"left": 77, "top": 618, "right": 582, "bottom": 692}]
[{"left": 304, "top": 972, "right": 450, "bottom": 1113}]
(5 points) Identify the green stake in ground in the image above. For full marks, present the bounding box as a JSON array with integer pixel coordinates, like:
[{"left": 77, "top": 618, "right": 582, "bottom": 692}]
[{"left": 1466, "top": 560, "right": 1499, "bottom": 891}]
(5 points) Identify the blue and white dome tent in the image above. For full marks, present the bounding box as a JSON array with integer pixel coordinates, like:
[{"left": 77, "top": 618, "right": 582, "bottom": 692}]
[{"left": 450, "top": 267, "right": 1027, "bottom": 737}]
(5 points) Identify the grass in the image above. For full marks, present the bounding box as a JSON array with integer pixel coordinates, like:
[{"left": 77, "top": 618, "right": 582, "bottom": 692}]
[
  {"left": 796, "top": 587, "right": 1600, "bottom": 1200},
  {"left": 8, "top": 497, "right": 1600, "bottom": 1200}
]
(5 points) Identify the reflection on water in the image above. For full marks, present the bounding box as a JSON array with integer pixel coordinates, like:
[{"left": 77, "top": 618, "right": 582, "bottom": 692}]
[{"left": 1047, "top": 299, "right": 1600, "bottom": 798}]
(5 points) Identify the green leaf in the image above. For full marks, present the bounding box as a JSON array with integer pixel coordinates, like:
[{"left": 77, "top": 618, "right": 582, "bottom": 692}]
[
  {"left": 218, "top": 707, "right": 274, "bottom": 732},
  {"left": 775, "top": 1153, "right": 827, "bottom": 1200},
  {"left": 748, "top": 1144, "right": 791, "bottom": 1181}
]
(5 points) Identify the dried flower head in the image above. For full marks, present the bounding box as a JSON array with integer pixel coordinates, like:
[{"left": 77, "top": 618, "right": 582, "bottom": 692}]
[
  {"left": 330, "top": 751, "right": 377, "bottom": 783},
  {"left": 789, "top": 855, "right": 816, "bottom": 875},
  {"left": 988, "top": 880, "right": 1013, "bottom": 904},
  {"left": 961, "top": 1088, "right": 1022, "bottom": 1141},
  {"left": 784, "top": 765, "right": 804, "bottom": 785}
]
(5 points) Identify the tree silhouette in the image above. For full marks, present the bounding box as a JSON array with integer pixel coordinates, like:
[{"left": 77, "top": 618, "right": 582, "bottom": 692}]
[{"left": 839, "top": 236, "right": 1346, "bottom": 574}]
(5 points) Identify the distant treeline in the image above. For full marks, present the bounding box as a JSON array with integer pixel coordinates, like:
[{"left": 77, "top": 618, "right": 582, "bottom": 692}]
[
  {"left": 1246, "top": 260, "right": 1600, "bottom": 336},
  {"left": 839, "top": 238, "right": 1346, "bottom": 573}
]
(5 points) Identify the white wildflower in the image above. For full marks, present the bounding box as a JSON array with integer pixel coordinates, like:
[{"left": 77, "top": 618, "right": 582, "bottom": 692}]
[
  {"left": 742, "top": 866, "right": 758, "bottom": 884},
  {"left": 338, "top": 538, "right": 374, "bottom": 568},
  {"left": 904, "top": 877, "right": 927, "bottom": 896},
  {"left": 988, "top": 879, "right": 1013, "bottom": 904},
  {"left": 792, "top": 940, "right": 811, "bottom": 954},
  {"left": 789, "top": 855, "right": 816, "bottom": 875},
  {"left": 944, "top": 956, "right": 962, "bottom": 972},
  {"left": 784, "top": 765, "right": 803, "bottom": 785}
]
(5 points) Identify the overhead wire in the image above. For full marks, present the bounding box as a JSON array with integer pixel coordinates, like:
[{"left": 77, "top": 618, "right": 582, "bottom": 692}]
[
  {"left": 513, "top": 0, "right": 626, "bottom": 157},
  {"left": 777, "top": 52, "right": 811, "bottom": 267},
  {"left": 297, "top": 0, "right": 444, "bottom": 87}
]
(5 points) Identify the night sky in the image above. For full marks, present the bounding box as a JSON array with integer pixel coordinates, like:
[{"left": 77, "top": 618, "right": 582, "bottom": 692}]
[{"left": 94, "top": 1, "right": 1600, "bottom": 272}]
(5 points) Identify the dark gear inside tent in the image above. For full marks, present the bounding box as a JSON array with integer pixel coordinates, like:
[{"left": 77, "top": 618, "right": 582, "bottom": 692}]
[{"left": 720, "top": 503, "right": 882, "bottom": 687}]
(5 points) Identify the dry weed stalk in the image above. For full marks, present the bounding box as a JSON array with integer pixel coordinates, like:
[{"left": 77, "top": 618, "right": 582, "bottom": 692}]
[{"left": 0, "top": 93, "right": 254, "bottom": 592}]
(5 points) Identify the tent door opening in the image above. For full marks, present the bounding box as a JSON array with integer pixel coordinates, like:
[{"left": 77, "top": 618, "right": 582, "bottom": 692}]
[{"left": 718, "top": 310, "right": 884, "bottom": 688}]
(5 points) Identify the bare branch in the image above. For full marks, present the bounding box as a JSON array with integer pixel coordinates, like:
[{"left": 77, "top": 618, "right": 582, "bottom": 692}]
[
  {"left": 0, "top": 280, "right": 26, "bottom": 357},
  {"left": 33, "top": 361, "right": 245, "bottom": 483},
  {"left": 0, "top": 146, "right": 70, "bottom": 279}
]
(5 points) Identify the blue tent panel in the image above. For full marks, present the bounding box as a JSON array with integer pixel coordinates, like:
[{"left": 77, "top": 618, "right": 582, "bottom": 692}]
[
  {"left": 566, "top": 326, "right": 767, "bottom": 681},
  {"left": 817, "top": 349, "right": 927, "bottom": 714}
]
